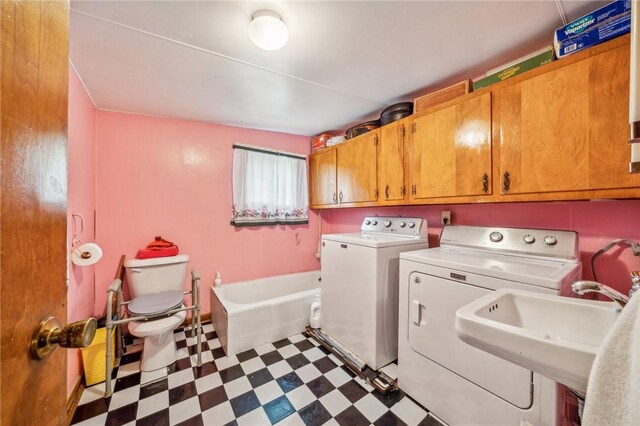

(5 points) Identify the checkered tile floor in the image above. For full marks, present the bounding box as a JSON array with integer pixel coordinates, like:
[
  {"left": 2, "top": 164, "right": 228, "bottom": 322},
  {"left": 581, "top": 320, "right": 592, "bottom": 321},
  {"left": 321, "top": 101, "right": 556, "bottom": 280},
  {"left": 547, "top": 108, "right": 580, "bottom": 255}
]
[{"left": 71, "top": 323, "right": 443, "bottom": 426}]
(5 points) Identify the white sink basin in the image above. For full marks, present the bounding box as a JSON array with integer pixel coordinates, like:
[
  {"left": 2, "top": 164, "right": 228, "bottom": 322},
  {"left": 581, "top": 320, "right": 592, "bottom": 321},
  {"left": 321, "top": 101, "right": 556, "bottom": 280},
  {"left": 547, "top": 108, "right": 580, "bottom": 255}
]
[{"left": 455, "top": 288, "right": 620, "bottom": 395}]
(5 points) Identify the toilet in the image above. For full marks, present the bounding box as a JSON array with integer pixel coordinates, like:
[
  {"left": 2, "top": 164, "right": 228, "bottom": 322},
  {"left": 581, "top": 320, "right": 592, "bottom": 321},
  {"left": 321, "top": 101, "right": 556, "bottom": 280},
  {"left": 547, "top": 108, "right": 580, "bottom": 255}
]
[{"left": 124, "top": 254, "right": 189, "bottom": 371}]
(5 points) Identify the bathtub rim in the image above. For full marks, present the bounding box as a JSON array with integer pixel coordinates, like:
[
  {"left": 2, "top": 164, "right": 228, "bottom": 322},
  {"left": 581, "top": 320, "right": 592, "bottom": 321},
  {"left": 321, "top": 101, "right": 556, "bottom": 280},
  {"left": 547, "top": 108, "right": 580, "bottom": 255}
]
[{"left": 212, "top": 270, "right": 321, "bottom": 313}]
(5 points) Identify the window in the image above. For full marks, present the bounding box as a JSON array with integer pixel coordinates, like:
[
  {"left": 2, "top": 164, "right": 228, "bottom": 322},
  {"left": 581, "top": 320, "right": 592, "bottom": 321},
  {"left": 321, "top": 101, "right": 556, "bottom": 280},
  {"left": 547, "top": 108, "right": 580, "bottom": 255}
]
[{"left": 231, "top": 144, "right": 308, "bottom": 226}]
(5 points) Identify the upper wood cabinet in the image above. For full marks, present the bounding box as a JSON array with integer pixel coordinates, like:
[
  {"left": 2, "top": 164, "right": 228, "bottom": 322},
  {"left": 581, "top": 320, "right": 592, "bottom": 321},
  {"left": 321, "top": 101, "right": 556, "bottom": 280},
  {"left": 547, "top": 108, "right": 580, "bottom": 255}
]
[
  {"left": 377, "top": 119, "right": 409, "bottom": 204},
  {"left": 307, "top": 37, "right": 639, "bottom": 210},
  {"left": 408, "top": 92, "right": 492, "bottom": 201},
  {"left": 308, "top": 148, "right": 337, "bottom": 206},
  {"left": 336, "top": 130, "right": 378, "bottom": 204},
  {"left": 498, "top": 42, "right": 640, "bottom": 195}
]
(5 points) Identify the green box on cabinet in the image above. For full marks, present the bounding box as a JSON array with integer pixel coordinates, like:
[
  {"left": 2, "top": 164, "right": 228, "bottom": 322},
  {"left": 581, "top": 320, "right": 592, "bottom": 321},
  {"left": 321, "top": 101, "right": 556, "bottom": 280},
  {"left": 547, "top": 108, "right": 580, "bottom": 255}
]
[{"left": 472, "top": 48, "right": 555, "bottom": 90}]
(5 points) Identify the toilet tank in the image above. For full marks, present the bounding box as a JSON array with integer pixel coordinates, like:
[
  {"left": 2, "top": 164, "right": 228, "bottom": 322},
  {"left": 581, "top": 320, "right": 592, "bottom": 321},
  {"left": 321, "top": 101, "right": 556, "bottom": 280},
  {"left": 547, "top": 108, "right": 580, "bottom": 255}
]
[{"left": 124, "top": 255, "right": 189, "bottom": 297}]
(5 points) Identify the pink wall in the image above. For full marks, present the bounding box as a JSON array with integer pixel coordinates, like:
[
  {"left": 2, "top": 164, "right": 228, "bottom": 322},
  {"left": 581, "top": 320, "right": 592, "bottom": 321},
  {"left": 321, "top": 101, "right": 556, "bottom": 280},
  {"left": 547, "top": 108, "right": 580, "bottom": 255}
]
[
  {"left": 91, "top": 105, "right": 640, "bottom": 313},
  {"left": 94, "top": 111, "right": 320, "bottom": 315},
  {"left": 322, "top": 200, "right": 640, "bottom": 296},
  {"left": 67, "top": 66, "right": 97, "bottom": 395}
]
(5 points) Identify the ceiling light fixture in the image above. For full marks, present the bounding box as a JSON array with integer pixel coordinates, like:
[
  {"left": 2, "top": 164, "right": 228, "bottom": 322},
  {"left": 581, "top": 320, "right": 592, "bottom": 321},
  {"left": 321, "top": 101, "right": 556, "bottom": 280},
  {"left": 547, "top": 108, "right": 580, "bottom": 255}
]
[{"left": 248, "top": 10, "right": 288, "bottom": 51}]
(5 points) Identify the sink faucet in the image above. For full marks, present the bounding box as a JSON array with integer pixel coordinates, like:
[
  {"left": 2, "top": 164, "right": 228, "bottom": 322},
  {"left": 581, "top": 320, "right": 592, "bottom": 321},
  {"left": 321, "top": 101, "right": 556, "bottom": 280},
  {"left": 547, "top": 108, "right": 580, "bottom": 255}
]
[{"left": 571, "top": 281, "right": 630, "bottom": 309}]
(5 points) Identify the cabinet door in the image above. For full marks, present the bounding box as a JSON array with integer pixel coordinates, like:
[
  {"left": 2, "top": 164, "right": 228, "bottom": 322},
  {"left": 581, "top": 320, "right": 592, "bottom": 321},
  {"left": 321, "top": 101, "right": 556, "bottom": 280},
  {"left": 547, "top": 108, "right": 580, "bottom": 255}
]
[
  {"left": 337, "top": 131, "right": 378, "bottom": 204},
  {"left": 409, "top": 93, "right": 492, "bottom": 200},
  {"left": 378, "top": 120, "right": 408, "bottom": 203},
  {"left": 499, "top": 43, "right": 640, "bottom": 195},
  {"left": 308, "top": 148, "right": 337, "bottom": 206}
]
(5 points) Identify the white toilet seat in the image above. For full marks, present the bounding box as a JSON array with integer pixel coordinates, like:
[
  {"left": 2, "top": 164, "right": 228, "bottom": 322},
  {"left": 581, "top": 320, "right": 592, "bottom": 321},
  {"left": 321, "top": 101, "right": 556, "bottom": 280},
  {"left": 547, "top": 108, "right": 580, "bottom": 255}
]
[
  {"left": 128, "top": 290, "right": 183, "bottom": 316},
  {"left": 128, "top": 307, "right": 186, "bottom": 336}
]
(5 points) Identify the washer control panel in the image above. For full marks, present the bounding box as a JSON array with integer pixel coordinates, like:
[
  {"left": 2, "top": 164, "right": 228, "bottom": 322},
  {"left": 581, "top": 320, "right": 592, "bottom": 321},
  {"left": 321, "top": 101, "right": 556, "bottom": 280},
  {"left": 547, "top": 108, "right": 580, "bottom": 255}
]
[
  {"left": 361, "top": 217, "right": 427, "bottom": 238},
  {"left": 440, "top": 225, "right": 579, "bottom": 261}
]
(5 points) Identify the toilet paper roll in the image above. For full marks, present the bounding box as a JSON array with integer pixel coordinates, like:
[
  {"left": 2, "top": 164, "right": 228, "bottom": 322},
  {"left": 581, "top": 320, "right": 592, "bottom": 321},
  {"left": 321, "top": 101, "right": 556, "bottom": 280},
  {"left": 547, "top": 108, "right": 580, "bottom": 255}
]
[{"left": 72, "top": 243, "right": 103, "bottom": 266}]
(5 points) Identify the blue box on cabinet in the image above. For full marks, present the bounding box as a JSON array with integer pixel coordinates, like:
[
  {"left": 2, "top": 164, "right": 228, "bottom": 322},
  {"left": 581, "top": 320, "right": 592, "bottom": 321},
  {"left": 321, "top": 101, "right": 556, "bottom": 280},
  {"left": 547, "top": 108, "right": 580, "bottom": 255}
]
[{"left": 554, "top": 0, "right": 631, "bottom": 58}]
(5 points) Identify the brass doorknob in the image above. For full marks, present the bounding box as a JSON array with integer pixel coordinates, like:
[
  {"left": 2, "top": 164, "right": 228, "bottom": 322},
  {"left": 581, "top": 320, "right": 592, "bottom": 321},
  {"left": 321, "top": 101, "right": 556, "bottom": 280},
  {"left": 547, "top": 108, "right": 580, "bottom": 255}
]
[{"left": 30, "top": 316, "right": 97, "bottom": 359}]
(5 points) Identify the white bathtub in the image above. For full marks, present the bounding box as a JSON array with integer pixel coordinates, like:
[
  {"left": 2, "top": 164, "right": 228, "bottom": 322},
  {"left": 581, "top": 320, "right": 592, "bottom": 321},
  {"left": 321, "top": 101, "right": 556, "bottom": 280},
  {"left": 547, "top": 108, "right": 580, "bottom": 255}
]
[{"left": 210, "top": 271, "right": 321, "bottom": 356}]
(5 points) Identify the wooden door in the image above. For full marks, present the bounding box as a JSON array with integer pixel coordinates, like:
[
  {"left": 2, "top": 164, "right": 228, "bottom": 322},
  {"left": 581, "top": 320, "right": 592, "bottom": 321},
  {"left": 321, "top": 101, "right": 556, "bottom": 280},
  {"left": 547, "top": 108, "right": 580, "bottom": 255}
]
[
  {"left": 498, "top": 43, "right": 640, "bottom": 195},
  {"left": 337, "top": 131, "right": 378, "bottom": 204},
  {"left": 408, "top": 93, "right": 492, "bottom": 201},
  {"left": 1, "top": 1, "right": 69, "bottom": 424},
  {"left": 308, "top": 148, "right": 337, "bottom": 207},
  {"left": 377, "top": 120, "right": 408, "bottom": 204}
]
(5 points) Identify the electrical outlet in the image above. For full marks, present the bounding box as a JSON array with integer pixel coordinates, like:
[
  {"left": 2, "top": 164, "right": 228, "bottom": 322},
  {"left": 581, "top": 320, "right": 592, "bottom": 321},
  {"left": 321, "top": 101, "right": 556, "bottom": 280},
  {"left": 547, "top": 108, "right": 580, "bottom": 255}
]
[{"left": 441, "top": 211, "right": 452, "bottom": 225}]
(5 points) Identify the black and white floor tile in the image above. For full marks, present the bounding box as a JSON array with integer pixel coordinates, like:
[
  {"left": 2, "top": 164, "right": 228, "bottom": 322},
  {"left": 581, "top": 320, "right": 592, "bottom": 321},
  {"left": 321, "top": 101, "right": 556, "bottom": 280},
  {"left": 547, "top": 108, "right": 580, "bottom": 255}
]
[{"left": 71, "top": 323, "right": 443, "bottom": 426}]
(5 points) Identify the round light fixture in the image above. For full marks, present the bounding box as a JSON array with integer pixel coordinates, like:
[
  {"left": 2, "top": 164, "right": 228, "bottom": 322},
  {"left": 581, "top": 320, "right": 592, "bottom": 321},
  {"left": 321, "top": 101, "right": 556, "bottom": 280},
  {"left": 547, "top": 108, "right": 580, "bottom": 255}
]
[{"left": 248, "top": 10, "right": 288, "bottom": 51}]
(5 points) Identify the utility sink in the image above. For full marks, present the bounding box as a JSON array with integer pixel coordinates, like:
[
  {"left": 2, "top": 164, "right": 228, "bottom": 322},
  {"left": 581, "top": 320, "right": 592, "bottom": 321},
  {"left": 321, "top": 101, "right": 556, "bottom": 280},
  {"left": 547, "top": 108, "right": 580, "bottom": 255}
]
[{"left": 455, "top": 288, "right": 620, "bottom": 395}]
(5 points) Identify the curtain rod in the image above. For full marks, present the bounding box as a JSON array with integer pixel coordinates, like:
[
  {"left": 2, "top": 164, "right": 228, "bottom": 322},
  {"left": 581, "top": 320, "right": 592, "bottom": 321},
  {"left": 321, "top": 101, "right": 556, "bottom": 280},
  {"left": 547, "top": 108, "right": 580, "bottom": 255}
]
[{"left": 233, "top": 143, "right": 305, "bottom": 160}]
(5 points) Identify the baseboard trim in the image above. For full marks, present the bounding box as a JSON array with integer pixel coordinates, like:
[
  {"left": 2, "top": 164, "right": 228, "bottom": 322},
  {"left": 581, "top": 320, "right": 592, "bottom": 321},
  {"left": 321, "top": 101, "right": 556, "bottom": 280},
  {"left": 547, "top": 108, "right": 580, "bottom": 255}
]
[
  {"left": 66, "top": 376, "right": 84, "bottom": 425},
  {"left": 182, "top": 312, "right": 211, "bottom": 327}
]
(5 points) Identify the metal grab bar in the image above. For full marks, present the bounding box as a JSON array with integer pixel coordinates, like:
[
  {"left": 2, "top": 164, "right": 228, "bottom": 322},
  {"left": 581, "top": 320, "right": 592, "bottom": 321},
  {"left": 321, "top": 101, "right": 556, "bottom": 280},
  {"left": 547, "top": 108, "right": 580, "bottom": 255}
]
[{"left": 104, "top": 271, "right": 202, "bottom": 397}]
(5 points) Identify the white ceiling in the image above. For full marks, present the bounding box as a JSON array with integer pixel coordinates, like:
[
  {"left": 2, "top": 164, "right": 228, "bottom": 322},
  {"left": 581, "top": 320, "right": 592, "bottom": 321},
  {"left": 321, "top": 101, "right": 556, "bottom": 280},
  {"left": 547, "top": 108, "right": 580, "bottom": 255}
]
[{"left": 70, "top": 1, "right": 607, "bottom": 137}]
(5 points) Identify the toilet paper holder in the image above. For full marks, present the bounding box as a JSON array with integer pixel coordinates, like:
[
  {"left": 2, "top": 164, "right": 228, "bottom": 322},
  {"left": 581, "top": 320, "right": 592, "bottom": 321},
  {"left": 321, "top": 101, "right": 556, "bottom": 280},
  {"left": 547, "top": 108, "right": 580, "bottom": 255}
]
[
  {"left": 71, "top": 212, "right": 102, "bottom": 265},
  {"left": 71, "top": 212, "right": 91, "bottom": 259}
]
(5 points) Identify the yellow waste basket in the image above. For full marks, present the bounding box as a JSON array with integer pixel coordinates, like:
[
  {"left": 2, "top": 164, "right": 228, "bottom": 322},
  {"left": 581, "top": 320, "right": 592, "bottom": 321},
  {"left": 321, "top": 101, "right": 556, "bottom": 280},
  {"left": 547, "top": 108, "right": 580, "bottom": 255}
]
[{"left": 81, "top": 327, "right": 115, "bottom": 386}]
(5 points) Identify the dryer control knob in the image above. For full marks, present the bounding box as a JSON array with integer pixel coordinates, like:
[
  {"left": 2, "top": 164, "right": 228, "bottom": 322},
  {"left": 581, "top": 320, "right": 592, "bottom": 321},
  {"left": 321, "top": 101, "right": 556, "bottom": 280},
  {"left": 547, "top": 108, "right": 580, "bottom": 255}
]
[
  {"left": 544, "top": 236, "right": 557, "bottom": 246},
  {"left": 371, "top": 220, "right": 378, "bottom": 226},
  {"left": 523, "top": 234, "right": 535, "bottom": 244},
  {"left": 399, "top": 221, "right": 406, "bottom": 228},
  {"left": 365, "top": 220, "right": 371, "bottom": 225},
  {"left": 383, "top": 220, "right": 392, "bottom": 227},
  {"left": 489, "top": 231, "right": 503, "bottom": 242},
  {"left": 408, "top": 222, "right": 416, "bottom": 228}
]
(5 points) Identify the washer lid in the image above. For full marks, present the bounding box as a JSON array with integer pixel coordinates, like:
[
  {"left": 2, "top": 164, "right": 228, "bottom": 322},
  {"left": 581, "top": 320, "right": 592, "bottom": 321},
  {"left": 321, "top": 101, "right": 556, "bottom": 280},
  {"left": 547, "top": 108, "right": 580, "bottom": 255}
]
[
  {"left": 128, "top": 290, "right": 183, "bottom": 315},
  {"left": 322, "top": 232, "right": 428, "bottom": 248},
  {"left": 400, "top": 247, "right": 579, "bottom": 290}
]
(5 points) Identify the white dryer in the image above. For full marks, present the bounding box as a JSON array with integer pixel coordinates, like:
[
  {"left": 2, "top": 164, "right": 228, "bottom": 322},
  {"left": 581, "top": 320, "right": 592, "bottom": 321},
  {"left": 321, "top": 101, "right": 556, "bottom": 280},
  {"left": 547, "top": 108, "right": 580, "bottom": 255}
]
[
  {"left": 398, "top": 225, "right": 581, "bottom": 426},
  {"left": 322, "top": 216, "right": 428, "bottom": 370}
]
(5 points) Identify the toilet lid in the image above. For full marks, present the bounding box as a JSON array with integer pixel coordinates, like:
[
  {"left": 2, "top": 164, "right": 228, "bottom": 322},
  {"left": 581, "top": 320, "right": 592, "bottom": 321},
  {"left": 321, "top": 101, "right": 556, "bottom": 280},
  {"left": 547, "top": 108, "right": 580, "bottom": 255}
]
[{"left": 128, "top": 290, "right": 183, "bottom": 315}]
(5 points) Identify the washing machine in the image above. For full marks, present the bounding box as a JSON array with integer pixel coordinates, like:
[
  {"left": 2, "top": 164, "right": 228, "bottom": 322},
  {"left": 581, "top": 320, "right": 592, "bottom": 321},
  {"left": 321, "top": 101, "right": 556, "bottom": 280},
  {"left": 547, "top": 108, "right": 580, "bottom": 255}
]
[
  {"left": 321, "top": 216, "right": 428, "bottom": 370},
  {"left": 398, "top": 225, "right": 581, "bottom": 426}
]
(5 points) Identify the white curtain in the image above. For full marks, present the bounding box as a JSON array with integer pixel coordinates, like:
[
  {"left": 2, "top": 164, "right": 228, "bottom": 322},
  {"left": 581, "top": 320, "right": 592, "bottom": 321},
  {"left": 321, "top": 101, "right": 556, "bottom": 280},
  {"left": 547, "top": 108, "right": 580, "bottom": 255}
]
[{"left": 231, "top": 145, "right": 309, "bottom": 226}]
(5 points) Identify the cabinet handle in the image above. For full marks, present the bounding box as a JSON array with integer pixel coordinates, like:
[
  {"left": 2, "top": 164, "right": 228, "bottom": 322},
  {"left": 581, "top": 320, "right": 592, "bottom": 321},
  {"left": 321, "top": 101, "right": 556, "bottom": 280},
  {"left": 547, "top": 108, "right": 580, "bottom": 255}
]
[
  {"left": 482, "top": 173, "right": 489, "bottom": 193},
  {"left": 339, "top": 191, "right": 343, "bottom": 202},
  {"left": 332, "top": 193, "right": 337, "bottom": 203},
  {"left": 385, "top": 185, "right": 390, "bottom": 199},
  {"left": 503, "top": 172, "right": 510, "bottom": 193},
  {"left": 401, "top": 125, "right": 406, "bottom": 140},
  {"left": 411, "top": 184, "right": 417, "bottom": 195},
  {"left": 401, "top": 186, "right": 406, "bottom": 196}
]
